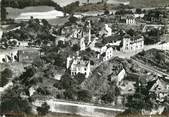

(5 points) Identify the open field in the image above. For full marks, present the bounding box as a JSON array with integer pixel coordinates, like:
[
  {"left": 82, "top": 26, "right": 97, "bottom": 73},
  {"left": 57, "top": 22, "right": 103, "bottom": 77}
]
[
  {"left": 129, "top": 0, "right": 169, "bottom": 8},
  {"left": 52, "top": 0, "right": 169, "bottom": 8},
  {"left": 52, "top": 0, "right": 129, "bottom": 6}
]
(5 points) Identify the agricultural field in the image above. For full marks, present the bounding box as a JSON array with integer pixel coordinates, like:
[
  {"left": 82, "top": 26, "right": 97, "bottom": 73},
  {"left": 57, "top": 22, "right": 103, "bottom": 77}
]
[{"left": 129, "top": 0, "right": 169, "bottom": 8}]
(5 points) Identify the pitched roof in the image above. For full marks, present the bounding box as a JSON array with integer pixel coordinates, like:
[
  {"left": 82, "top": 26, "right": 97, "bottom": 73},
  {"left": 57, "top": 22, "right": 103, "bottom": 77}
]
[{"left": 149, "top": 77, "right": 169, "bottom": 93}]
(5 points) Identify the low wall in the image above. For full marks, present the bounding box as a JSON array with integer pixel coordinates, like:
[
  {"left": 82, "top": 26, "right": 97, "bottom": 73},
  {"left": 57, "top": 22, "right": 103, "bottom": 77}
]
[{"left": 33, "top": 99, "right": 124, "bottom": 117}]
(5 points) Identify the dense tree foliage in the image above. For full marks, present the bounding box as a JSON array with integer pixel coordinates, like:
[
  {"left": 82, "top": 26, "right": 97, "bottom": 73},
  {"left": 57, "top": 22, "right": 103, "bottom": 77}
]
[
  {"left": 115, "top": 9, "right": 133, "bottom": 15},
  {"left": 68, "top": 16, "right": 78, "bottom": 24},
  {"left": 63, "top": 1, "right": 80, "bottom": 14},
  {"left": 104, "top": 9, "right": 110, "bottom": 15},
  {"left": 0, "top": 88, "right": 31, "bottom": 114},
  {"left": 144, "top": 28, "right": 164, "bottom": 45},
  {"left": 135, "top": 8, "right": 142, "bottom": 14},
  {"left": 77, "top": 89, "right": 92, "bottom": 102},
  {"left": 72, "top": 44, "right": 80, "bottom": 52},
  {"left": 37, "top": 102, "right": 50, "bottom": 116},
  {"left": 1, "top": 0, "right": 63, "bottom": 10},
  {"left": 0, "top": 68, "right": 13, "bottom": 87}
]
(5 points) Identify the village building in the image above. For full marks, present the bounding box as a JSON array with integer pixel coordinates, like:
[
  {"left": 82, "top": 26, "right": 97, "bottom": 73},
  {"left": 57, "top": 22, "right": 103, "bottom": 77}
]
[
  {"left": 134, "top": 13, "right": 145, "bottom": 18},
  {"left": 54, "top": 36, "right": 67, "bottom": 46},
  {"left": 100, "top": 24, "right": 112, "bottom": 37},
  {"left": 99, "top": 45, "right": 117, "bottom": 61},
  {"left": 149, "top": 78, "right": 169, "bottom": 102},
  {"left": 121, "top": 34, "right": 144, "bottom": 52},
  {"left": 18, "top": 48, "right": 40, "bottom": 63},
  {"left": 18, "top": 41, "right": 29, "bottom": 47},
  {"left": 0, "top": 50, "right": 18, "bottom": 63},
  {"left": 80, "top": 37, "right": 86, "bottom": 51},
  {"left": 110, "top": 68, "right": 126, "bottom": 85},
  {"left": 126, "top": 15, "right": 136, "bottom": 25},
  {"left": 79, "top": 20, "right": 96, "bottom": 51},
  {"left": 70, "top": 28, "right": 84, "bottom": 39},
  {"left": 66, "top": 56, "right": 91, "bottom": 78}
]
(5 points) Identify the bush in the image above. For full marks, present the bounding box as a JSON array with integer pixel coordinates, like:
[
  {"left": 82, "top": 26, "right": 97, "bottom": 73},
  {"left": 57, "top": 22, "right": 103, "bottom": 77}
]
[
  {"left": 68, "top": 16, "right": 78, "bottom": 24},
  {"left": 0, "top": 68, "right": 13, "bottom": 87},
  {"left": 77, "top": 89, "right": 92, "bottom": 102},
  {"left": 104, "top": 10, "right": 110, "bottom": 15},
  {"left": 74, "top": 73, "right": 86, "bottom": 85},
  {"left": 72, "top": 44, "right": 80, "bottom": 52},
  {"left": 1, "top": 89, "right": 31, "bottom": 114},
  {"left": 37, "top": 102, "right": 50, "bottom": 116}
]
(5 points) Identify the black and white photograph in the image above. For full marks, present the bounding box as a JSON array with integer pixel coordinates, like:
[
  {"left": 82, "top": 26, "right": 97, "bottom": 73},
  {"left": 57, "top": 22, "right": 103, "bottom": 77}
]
[{"left": 0, "top": 0, "right": 169, "bottom": 117}]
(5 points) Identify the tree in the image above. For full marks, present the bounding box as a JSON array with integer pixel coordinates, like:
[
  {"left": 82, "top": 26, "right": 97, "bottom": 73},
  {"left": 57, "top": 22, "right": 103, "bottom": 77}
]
[
  {"left": 37, "top": 87, "right": 50, "bottom": 95},
  {"left": 63, "top": 1, "right": 80, "bottom": 14},
  {"left": 0, "top": 68, "right": 13, "bottom": 87},
  {"left": 42, "top": 19, "right": 50, "bottom": 27},
  {"left": 37, "top": 102, "right": 50, "bottom": 116},
  {"left": 135, "top": 8, "right": 142, "bottom": 14},
  {"left": 101, "top": 93, "right": 115, "bottom": 104},
  {"left": 0, "top": 89, "right": 31, "bottom": 114},
  {"left": 1, "top": 6, "right": 7, "bottom": 21},
  {"left": 74, "top": 73, "right": 86, "bottom": 85},
  {"left": 125, "top": 81, "right": 153, "bottom": 114},
  {"left": 60, "top": 73, "right": 75, "bottom": 89},
  {"left": 77, "top": 89, "right": 92, "bottom": 102},
  {"left": 68, "top": 16, "right": 78, "bottom": 24},
  {"left": 64, "top": 88, "right": 77, "bottom": 100},
  {"left": 19, "top": 66, "right": 36, "bottom": 86},
  {"left": 104, "top": 10, "right": 110, "bottom": 15},
  {"left": 72, "top": 44, "right": 80, "bottom": 52},
  {"left": 126, "top": 29, "right": 135, "bottom": 37}
]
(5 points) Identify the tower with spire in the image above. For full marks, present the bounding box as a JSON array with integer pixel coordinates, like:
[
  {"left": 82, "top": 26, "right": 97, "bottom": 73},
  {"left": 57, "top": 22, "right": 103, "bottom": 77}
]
[{"left": 88, "top": 20, "right": 92, "bottom": 45}]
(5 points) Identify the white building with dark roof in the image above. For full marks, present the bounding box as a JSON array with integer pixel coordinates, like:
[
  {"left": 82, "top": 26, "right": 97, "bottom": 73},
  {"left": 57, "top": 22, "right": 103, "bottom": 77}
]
[
  {"left": 121, "top": 34, "right": 144, "bottom": 52},
  {"left": 100, "top": 24, "right": 112, "bottom": 37},
  {"left": 126, "top": 15, "right": 136, "bottom": 25},
  {"left": 67, "top": 56, "right": 91, "bottom": 78}
]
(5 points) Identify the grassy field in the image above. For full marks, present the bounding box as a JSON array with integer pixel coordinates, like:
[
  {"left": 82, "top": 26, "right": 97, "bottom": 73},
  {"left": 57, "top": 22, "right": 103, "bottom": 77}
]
[
  {"left": 129, "top": 0, "right": 169, "bottom": 8},
  {"left": 52, "top": 0, "right": 169, "bottom": 8}
]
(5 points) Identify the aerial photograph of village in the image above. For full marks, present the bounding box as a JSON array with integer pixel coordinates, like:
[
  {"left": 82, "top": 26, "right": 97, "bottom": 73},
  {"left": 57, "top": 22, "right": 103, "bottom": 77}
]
[{"left": 0, "top": 0, "right": 169, "bottom": 117}]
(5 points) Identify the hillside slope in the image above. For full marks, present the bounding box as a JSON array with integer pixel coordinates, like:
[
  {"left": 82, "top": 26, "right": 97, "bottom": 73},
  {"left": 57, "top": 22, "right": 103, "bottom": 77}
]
[
  {"left": 129, "top": 0, "right": 169, "bottom": 8},
  {"left": 81, "top": 57, "right": 141, "bottom": 96}
]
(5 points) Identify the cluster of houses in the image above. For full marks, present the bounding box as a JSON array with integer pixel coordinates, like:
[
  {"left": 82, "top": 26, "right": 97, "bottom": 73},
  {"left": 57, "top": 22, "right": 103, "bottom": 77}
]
[
  {"left": 111, "top": 69, "right": 169, "bottom": 108},
  {"left": 66, "top": 19, "right": 144, "bottom": 78}
]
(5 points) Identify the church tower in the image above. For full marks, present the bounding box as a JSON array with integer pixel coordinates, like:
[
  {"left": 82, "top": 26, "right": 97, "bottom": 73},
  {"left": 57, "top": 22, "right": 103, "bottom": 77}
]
[
  {"left": 88, "top": 20, "right": 92, "bottom": 45},
  {"left": 80, "top": 37, "right": 86, "bottom": 51}
]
